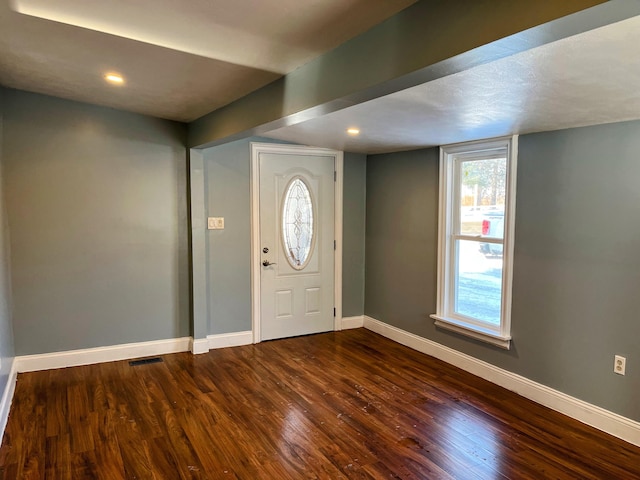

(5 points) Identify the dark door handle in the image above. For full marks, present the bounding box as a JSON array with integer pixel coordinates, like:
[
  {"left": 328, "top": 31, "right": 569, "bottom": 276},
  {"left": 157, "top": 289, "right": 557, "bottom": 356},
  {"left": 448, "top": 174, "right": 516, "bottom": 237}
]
[{"left": 262, "top": 260, "right": 277, "bottom": 267}]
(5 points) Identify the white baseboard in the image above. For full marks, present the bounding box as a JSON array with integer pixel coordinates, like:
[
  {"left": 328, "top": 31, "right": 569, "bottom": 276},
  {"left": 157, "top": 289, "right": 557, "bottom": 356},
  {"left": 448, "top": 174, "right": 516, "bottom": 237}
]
[
  {"left": 340, "top": 315, "right": 364, "bottom": 330},
  {"left": 363, "top": 316, "right": 640, "bottom": 447},
  {"left": 0, "top": 359, "right": 18, "bottom": 443},
  {"left": 16, "top": 337, "right": 192, "bottom": 373},
  {"left": 207, "top": 331, "right": 253, "bottom": 350},
  {"left": 191, "top": 338, "right": 209, "bottom": 355},
  {"left": 192, "top": 331, "right": 254, "bottom": 354}
]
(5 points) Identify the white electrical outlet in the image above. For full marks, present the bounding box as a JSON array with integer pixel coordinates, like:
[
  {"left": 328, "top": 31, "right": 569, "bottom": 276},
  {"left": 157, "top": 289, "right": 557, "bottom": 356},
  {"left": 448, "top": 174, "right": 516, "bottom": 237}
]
[
  {"left": 614, "top": 355, "right": 626, "bottom": 375},
  {"left": 207, "top": 217, "right": 224, "bottom": 230}
]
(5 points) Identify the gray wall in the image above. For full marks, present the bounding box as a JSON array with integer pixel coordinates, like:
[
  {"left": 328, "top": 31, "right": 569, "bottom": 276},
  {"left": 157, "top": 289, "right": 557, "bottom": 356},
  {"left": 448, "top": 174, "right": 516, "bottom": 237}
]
[
  {"left": 365, "top": 148, "right": 439, "bottom": 330},
  {"left": 514, "top": 123, "right": 639, "bottom": 420},
  {"left": 365, "top": 121, "right": 640, "bottom": 421},
  {"left": 342, "top": 152, "right": 366, "bottom": 317},
  {"left": 203, "top": 138, "right": 254, "bottom": 335},
  {"left": 0, "top": 87, "right": 15, "bottom": 401},
  {"left": 3, "top": 89, "right": 190, "bottom": 355},
  {"left": 203, "top": 139, "right": 366, "bottom": 335}
]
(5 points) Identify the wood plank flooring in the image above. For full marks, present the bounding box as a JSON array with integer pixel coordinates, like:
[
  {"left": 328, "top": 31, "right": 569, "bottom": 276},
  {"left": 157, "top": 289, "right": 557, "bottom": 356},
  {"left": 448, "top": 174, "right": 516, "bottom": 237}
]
[{"left": 1, "top": 328, "right": 638, "bottom": 479}]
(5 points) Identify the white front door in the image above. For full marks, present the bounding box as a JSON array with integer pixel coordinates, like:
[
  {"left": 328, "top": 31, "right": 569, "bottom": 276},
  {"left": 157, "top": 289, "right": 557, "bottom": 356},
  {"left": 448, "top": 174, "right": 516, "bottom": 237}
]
[{"left": 258, "top": 149, "right": 335, "bottom": 341}]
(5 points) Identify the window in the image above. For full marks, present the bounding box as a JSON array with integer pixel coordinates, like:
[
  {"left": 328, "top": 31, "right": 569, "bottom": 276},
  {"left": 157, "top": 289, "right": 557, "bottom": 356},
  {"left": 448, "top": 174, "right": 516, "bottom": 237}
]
[
  {"left": 431, "top": 137, "right": 517, "bottom": 349},
  {"left": 282, "top": 176, "right": 315, "bottom": 269}
]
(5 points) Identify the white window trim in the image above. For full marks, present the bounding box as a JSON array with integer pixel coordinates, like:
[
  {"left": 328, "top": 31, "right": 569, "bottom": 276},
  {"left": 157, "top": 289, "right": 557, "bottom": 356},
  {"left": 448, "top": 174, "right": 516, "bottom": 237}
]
[{"left": 430, "top": 136, "right": 518, "bottom": 350}]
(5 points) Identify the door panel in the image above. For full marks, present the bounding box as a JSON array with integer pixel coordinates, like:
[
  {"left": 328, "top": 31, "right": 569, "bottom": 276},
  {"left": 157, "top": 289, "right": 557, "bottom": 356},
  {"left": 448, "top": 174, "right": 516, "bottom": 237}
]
[{"left": 259, "top": 152, "right": 334, "bottom": 341}]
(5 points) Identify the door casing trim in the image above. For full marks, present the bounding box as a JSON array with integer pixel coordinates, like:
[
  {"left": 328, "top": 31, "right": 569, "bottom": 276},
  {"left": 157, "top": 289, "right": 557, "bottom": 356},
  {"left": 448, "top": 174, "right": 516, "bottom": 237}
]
[{"left": 250, "top": 142, "right": 343, "bottom": 343}]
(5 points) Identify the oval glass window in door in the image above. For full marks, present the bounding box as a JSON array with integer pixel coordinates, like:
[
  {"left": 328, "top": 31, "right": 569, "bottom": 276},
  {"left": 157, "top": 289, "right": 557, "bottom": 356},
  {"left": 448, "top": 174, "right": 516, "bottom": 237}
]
[{"left": 281, "top": 177, "right": 315, "bottom": 269}]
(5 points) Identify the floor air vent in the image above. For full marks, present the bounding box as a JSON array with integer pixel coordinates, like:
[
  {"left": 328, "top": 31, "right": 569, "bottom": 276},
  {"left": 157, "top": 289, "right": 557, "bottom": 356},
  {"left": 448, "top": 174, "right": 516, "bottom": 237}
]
[{"left": 129, "top": 357, "right": 163, "bottom": 366}]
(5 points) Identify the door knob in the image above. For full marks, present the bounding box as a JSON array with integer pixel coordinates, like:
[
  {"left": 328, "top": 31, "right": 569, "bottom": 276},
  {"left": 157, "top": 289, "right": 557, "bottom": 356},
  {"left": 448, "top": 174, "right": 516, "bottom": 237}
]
[{"left": 262, "top": 260, "right": 277, "bottom": 267}]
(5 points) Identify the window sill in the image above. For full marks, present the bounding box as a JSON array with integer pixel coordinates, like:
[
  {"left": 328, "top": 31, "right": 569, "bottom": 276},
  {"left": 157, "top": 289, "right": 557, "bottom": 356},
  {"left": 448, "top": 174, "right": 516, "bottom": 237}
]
[{"left": 430, "top": 315, "right": 511, "bottom": 350}]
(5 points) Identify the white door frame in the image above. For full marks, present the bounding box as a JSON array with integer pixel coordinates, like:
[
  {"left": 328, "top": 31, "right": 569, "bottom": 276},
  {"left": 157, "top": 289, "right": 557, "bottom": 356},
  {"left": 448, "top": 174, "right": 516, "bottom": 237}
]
[{"left": 250, "top": 142, "right": 343, "bottom": 343}]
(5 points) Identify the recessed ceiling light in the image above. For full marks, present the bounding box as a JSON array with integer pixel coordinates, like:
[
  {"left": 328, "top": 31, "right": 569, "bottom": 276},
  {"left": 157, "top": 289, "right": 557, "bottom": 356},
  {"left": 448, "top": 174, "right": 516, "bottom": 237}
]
[
  {"left": 104, "top": 73, "right": 124, "bottom": 85},
  {"left": 347, "top": 128, "right": 360, "bottom": 136}
]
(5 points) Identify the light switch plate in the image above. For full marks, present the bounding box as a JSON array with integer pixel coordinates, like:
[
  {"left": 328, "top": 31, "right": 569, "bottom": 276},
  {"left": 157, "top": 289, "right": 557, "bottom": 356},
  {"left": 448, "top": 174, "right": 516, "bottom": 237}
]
[{"left": 208, "top": 217, "right": 224, "bottom": 230}]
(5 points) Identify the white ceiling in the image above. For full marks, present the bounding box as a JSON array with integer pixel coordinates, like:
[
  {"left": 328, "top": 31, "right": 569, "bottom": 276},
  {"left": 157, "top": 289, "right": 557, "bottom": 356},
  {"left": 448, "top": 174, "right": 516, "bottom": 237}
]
[
  {"left": 267, "top": 15, "right": 640, "bottom": 154},
  {"left": 0, "top": 0, "right": 414, "bottom": 122},
  {"left": 2, "top": 1, "right": 639, "bottom": 152}
]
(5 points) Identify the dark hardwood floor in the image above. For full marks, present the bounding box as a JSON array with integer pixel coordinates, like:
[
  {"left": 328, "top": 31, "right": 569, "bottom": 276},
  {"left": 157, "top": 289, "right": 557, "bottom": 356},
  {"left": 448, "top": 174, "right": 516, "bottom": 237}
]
[{"left": 1, "top": 328, "right": 638, "bottom": 479}]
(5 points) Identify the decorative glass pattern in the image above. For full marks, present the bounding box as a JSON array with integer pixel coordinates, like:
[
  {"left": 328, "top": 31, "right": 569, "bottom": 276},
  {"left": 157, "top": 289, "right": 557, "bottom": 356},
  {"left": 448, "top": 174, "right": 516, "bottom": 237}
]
[{"left": 282, "top": 177, "right": 314, "bottom": 269}]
